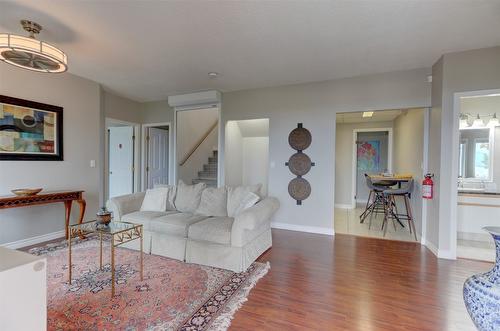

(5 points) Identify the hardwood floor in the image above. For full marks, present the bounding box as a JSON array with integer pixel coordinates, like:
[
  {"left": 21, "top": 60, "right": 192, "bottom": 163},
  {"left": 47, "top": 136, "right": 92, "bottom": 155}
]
[
  {"left": 22, "top": 229, "right": 489, "bottom": 330},
  {"left": 230, "top": 229, "right": 490, "bottom": 330}
]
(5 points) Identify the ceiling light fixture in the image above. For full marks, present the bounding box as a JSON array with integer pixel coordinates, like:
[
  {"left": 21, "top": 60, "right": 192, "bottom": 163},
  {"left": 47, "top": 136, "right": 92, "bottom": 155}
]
[
  {"left": 362, "top": 111, "right": 374, "bottom": 118},
  {"left": 472, "top": 114, "right": 485, "bottom": 128},
  {"left": 0, "top": 20, "right": 67, "bottom": 73},
  {"left": 488, "top": 113, "right": 500, "bottom": 128},
  {"left": 208, "top": 72, "right": 218, "bottom": 79}
]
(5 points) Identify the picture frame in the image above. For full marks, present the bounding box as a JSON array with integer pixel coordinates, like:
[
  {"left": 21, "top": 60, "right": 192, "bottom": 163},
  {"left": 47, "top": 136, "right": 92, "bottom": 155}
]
[{"left": 0, "top": 95, "right": 63, "bottom": 161}]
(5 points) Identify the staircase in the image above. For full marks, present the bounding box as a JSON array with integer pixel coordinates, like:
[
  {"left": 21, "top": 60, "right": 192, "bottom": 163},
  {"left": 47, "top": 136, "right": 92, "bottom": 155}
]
[{"left": 192, "top": 150, "right": 218, "bottom": 187}]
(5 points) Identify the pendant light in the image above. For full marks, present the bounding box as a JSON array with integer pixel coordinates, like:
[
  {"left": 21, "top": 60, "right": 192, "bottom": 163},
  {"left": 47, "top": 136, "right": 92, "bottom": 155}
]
[
  {"left": 0, "top": 20, "right": 67, "bottom": 73},
  {"left": 459, "top": 114, "right": 470, "bottom": 129}
]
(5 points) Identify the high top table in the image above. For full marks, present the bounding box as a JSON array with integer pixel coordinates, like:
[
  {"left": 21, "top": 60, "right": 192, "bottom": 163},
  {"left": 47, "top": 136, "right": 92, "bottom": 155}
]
[{"left": 0, "top": 190, "right": 86, "bottom": 239}]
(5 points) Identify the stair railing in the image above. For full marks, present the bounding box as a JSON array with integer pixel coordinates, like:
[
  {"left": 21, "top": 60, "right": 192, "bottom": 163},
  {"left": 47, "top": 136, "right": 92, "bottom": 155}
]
[{"left": 179, "top": 120, "right": 218, "bottom": 166}]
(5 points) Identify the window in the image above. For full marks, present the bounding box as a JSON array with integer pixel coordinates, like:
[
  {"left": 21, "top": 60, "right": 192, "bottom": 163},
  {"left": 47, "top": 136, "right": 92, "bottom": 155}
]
[
  {"left": 459, "top": 140, "right": 467, "bottom": 178},
  {"left": 474, "top": 138, "right": 490, "bottom": 179}
]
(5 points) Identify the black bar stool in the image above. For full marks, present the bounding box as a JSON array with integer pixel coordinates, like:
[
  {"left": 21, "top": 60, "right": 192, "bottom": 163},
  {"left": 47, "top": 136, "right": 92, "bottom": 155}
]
[
  {"left": 359, "top": 174, "right": 394, "bottom": 229},
  {"left": 382, "top": 179, "right": 417, "bottom": 241}
]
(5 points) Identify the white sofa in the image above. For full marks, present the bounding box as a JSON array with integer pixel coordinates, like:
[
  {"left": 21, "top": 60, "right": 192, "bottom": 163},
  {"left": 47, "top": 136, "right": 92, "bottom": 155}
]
[{"left": 106, "top": 183, "right": 279, "bottom": 272}]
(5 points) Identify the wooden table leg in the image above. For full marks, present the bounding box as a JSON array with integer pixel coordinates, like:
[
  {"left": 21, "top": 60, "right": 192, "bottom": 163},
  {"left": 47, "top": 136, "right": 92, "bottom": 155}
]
[
  {"left": 76, "top": 199, "right": 86, "bottom": 225},
  {"left": 64, "top": 200, "right": 72, "bottom": 239},
  {"left": 76, "top": 199, "right": 86, "bottom": 239}
]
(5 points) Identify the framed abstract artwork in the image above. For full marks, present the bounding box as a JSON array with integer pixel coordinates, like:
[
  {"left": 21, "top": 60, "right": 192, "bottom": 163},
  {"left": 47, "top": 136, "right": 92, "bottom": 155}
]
[
  {"left": 357, "top": 140, "right": 380, "bottom": 171},
  {"left": 0, "top": 95, "right": 63, "bottom": 161}
]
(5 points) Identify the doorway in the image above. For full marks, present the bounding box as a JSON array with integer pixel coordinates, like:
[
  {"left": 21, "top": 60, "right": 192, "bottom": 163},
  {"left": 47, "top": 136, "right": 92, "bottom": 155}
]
[
  {"left": 353, "top": 130, "right": 392, "bottom": 206},
  {"left": 334, "top": 109, "right": 427, "bottom": 242},
  {"left": 175, "top": 108, "right": 219, "bottom": 186},
  {"left": 105, "top": 118, "right": 140, "bottom": 200},
  {"left": 142, "top": 124, "right": 170, "bottom": 190},
  {"left": 225, "top": 118, "right": 270, "bottom": 195}
]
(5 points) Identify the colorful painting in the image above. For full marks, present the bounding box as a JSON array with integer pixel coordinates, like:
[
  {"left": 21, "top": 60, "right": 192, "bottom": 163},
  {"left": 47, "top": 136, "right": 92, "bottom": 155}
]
[
  {"left": 357, "top": 140, "right": 380, "bottom": 171},
  {"left": 0, "top": 95, "right": 63, "bottom": 160}
]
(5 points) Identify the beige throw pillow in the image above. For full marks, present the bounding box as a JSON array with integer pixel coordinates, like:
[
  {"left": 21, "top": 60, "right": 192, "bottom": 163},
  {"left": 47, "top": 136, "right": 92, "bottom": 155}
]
[
  {"left": 226, "top": 184, "right": 262, "bottom": 217},
  {"left": 140, "top": 188, "right": 168, "bottom": 212},
  {"left": 153, "top": 184, "right": 177, "bottom": 210},
  {"left": 174, "top": 181, "right": 206, "bottom": 213},
  {"left": 195, "top": 186, "right": 228, "bottom": 217}
]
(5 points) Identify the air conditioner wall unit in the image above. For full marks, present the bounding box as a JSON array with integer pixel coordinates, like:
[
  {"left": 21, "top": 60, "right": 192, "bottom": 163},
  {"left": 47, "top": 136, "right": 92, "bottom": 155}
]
[{"left": 168, "top": 90, "right": 221, "bottom": 110}]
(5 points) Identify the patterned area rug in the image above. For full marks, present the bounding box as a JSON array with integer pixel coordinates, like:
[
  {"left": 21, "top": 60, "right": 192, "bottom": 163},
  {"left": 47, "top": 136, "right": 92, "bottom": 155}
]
[{"left": 29, "top": 238, "right": 269, "bottom": 330}]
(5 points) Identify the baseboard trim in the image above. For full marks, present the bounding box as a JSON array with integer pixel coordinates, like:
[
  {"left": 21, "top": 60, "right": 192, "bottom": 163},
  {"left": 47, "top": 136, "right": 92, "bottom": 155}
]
[
  {"left": 1, "top": 230, "right": 65, "bottom": 249},
  {"left": 271, "top": 222, "right": 334, "bottom": 236},
  {"left": 425, "top": 240, "right": 439, "bottom": 257},
  {"left": 334, "top": 203, "right": 353, "bottom": 209}
]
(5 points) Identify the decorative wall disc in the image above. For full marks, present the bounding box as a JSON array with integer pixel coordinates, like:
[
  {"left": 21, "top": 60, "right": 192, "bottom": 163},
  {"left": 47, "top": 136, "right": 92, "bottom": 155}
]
[
  {"left": 288, "top": 177, "right": 311, "bottom": 202},
  {"left": 288, "top": 124, "right": 311, "bottom": 151},
  {"left": 287, "top": 152, "right": 312, "bottom": 176}
]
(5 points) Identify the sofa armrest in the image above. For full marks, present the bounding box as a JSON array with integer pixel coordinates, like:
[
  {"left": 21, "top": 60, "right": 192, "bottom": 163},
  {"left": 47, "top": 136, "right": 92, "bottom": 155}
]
[
  {"left": 231, "top": 197, "right": 280, "bottom": 247},
  {"left": 106, "top": 192, "right": 146, "bottom": 221}
]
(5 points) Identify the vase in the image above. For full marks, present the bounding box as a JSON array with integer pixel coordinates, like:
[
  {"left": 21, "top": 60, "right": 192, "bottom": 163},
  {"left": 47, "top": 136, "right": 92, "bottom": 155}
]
[{"left": 463, "top": 226, "right": 500, "bottom": 330}]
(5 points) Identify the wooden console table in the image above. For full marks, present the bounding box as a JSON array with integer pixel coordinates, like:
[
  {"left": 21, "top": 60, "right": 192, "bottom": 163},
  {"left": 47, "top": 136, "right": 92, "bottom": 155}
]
[{"left": 0, "top": 191, "right": 86, "bottom": 239}]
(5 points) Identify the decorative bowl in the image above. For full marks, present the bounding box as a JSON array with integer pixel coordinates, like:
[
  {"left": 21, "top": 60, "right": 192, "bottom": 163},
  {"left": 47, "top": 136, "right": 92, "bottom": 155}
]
[{"left": 11, "top": 188, "right": 43, "bottom": 196}]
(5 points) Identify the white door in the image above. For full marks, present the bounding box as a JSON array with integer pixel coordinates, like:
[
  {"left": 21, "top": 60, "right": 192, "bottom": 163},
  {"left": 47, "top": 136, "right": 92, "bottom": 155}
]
[
  {"left": 109, "top": 126, "right": 134, "bottom": 198},
  {"left": 147, "top": 127, "right": 169, "bottom": 188}
]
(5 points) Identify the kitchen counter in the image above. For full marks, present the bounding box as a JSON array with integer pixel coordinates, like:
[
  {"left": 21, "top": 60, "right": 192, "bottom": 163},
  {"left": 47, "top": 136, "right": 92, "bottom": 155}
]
[{"left": 458, "top": 189, "right": 500, "bottom": 197}]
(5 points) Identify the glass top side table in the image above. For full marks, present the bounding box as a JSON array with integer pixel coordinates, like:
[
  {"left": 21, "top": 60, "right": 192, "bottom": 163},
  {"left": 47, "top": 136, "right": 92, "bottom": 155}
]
[{"left": 68, "top": 220, "right": 143, "bottom": 297}]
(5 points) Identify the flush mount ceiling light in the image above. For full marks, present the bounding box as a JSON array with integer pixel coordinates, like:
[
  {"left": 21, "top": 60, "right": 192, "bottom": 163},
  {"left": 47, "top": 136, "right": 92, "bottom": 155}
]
[
  {"left": 362, "top": 111, "right": 374, "bottom": 118},
  {"left": 208, "top": 72, "right": 219, "bottom": 79},
  {"left": 0, "top": 20, "right": 67, "bottom": 73}
]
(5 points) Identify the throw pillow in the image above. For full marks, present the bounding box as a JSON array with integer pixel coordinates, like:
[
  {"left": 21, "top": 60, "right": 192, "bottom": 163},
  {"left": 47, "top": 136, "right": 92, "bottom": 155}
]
[
  {"left": 153, "top": 184, "right": 177, "bottom": 210},
  {"left": 232, "top": 192, "right": 260, "bottom": 216},
  {"left": 226, "top": 184, "right": 262, "bottom": 217},
  {"left": 174, "top": 180, "right": 206, "bottom": 213},
  {"left": 140, "top": 188, "right": 169, "bottom": 212},
  {"left": 195, "top": 186, "right": 228, "bottom": 217}
]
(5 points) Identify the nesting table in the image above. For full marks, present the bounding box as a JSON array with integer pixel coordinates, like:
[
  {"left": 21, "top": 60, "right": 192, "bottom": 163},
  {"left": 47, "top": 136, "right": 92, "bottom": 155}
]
[{"left": 68, "top": 220, "right": 143, "bottom": 297}]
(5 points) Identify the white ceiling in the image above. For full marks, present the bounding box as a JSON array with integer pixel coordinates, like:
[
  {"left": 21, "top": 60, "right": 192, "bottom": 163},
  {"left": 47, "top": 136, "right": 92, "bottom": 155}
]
[
  {"left": 1, "top": 1, "right": 500, "bottom": 102},
  {"left": 336, "top": 110, "right": 402, "bottom": 124}
]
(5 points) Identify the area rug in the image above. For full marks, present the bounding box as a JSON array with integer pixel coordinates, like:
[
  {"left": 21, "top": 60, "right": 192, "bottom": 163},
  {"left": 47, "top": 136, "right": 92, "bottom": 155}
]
[{"left": 29, "top": 237, "right": 269, "bottom": 331}]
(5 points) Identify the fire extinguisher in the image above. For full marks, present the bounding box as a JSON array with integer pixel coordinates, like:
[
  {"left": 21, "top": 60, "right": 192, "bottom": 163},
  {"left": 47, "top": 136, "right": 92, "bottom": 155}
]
[{"left": 422, "top": 173, "right": 434, "bottom": 199}]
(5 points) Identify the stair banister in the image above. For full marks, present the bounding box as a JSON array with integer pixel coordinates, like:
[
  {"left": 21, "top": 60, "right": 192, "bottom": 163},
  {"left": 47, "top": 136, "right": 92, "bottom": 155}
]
[{"left": 179, "top": 120, "right": 218, "bottom": 166}]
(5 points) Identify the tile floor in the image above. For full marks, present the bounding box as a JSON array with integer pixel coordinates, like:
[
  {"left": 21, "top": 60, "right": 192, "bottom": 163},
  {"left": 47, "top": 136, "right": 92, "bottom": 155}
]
[{"left": 334, "top": 206, "right": 418, "bottom": 242}]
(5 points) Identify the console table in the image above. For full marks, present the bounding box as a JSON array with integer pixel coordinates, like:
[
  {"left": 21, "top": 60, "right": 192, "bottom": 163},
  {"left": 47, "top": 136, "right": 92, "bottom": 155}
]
[{"left": 0, "top": 191, "right": 86, "bottom": 239}]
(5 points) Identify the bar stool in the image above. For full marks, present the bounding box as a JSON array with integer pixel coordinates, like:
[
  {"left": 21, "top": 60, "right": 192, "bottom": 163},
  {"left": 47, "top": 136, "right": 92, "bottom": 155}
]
[
  {"left": 382, "top": 179, "right": 417, "bottom": 241},
  {"left": 360, "top": 174, "right": 390, "bottom": 229}
]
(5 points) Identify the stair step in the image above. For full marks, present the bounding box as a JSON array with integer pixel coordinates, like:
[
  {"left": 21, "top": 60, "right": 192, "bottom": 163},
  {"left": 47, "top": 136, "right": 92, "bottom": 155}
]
[
  {"left": 203, "top": 163, "right": 217, "bottom": 171},
  {"left": 208, "top": 157, "right": 217, "bottom": 164},
  {"left": 192, "top": 178, "right": 217, "bottom": 187},
  {"left": 198, "top": 171, "right": 217, "bottom": 178}
]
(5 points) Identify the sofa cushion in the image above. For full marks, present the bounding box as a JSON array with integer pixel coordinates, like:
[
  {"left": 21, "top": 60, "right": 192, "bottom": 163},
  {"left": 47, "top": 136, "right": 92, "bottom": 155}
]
[
  {"left": 226, "top": 184, "right": 262, "bottom": 217},
  {"left": 175, "top": 181, "right": 206, "bottom": 213},
  {"left": 188, "top": 217, "right": 234, "bottom": 245},
  {"left": 153, "top": 184, "right": 177, "bottom": 211},
  {"left": 150, "top": 213, "right": 208, "bottom": 237},
  {"left": 195, "top": 186, "right": 227, "bottom": 217},
  {"left": 140, "top": 188, "right": 169, "bottom": 212},
  {"left": 121, "top": 211, "right": 175, "bottom": 230}
]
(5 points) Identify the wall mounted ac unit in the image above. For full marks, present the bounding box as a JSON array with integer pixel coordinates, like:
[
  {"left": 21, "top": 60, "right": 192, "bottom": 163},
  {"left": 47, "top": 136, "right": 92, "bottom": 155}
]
[{"left": 168, "top": 90, "right": 221, "bottom": 111}]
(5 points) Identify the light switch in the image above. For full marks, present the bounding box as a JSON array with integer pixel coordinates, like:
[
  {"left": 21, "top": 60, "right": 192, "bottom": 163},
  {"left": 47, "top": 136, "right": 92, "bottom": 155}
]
[{"left": 90, "top": 160, "right": 96, "bottom": 168}]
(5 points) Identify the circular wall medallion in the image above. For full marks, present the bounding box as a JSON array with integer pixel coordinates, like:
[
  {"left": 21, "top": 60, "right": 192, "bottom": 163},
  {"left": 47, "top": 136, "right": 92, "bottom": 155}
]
[
  {"left": 287, "top": 152, "right": 312, "bottom": 176},
  {"left": 288, "top": 127, "right": 312, "bottom": 150},
  {"left": 288, "top": 177, "right": 311, "bottom": 201}
]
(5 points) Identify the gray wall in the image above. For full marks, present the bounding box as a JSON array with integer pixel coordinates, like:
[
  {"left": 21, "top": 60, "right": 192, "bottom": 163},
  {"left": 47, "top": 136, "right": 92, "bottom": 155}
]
[
  {"left": 223, "top": 68, "right": 431, "bottom": 233},
  {"left": 430, "top": 46, "right": 500, "bottom": 257},
  {"left": 0, "top": 62, "right": 103, "bottom": 245},
  {"left": 393, "top": 108, "right": 425, "bottom": 240},
  {"left": 103, "top": 91, "right": 142, "bottom": 124}
]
